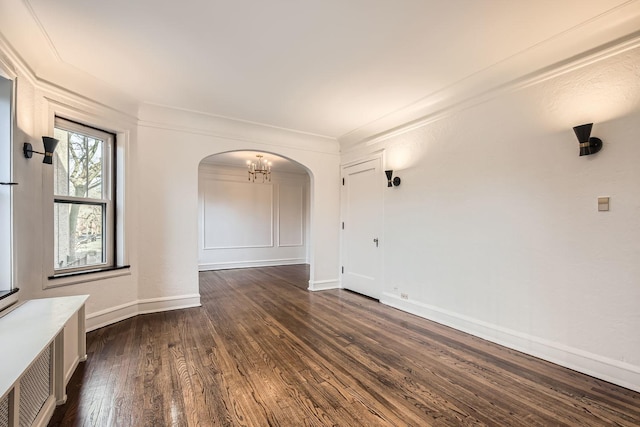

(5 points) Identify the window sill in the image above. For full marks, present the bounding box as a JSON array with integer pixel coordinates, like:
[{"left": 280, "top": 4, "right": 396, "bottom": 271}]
[
  {"left": 45, "top": 265, "right": 131, "bottom": 288},
  {"left": 0, "top": 288, "right": 19, "bottom": 314},
  {"left": 0, "top": 288, "right": 19, "bottom": 301}
]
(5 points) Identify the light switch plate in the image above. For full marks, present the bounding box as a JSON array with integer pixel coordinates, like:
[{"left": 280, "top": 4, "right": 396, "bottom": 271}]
[{"left": 598, "top": 197, "right": 609, "bottom": 211}]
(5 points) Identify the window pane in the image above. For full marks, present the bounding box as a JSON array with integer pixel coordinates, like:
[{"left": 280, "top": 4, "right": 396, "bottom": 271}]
[
  {"left": 53, "top": 127, "right": 103, "bottom": 199},
  {"left": 54, "top": 202, "right": 105, "bottom": 269}
]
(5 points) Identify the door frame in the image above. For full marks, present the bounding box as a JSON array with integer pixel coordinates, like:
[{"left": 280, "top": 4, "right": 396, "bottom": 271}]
[{"left": 340, "top": 151, "right": 385, "bottom": 296}]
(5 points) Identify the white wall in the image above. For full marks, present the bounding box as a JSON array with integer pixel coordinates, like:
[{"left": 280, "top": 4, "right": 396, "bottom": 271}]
[
  {"left": 342, "top": 43, "right": 640, "bottom": 392},
  {"left": 198, "top": 163, "right": 309, "bottom": 270},
  {"left": 0, "top": 39, "right": 142, "bottom": 330},
  {"left": 137, "top": 104, "right": 340, "bottom": 299}
]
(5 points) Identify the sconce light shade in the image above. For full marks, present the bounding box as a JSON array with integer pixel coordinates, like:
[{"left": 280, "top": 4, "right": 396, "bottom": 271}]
[
  {"left": 42, "top": 137, "right": 59, "bottom": 164},
  {"left": 385, "top": 170, "right": 401, "bottom": 187},
  {"left": 24, "top": 136, "right": 59, "bottom": 164},
  {"left": 572, "top": 123, "right": 592, "bottom": 143},
  {"left": 385, "top": 170, "right": 393, "bottom": 187},
  {"left": 572, "top": 123, "right": 603, "bottom": 156}
]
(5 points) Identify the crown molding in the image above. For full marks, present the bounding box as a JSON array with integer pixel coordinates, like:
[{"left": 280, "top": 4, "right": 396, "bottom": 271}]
[
  {"left": 343, "top": 30, "right": 640, "bottom": 153},
  {"left": 22, "top": 0, "right": 63, "bottom": 62},
  {"left": 339, "top": 3, "right": 640, "bottom": 151},
  {"left": 0, "top": 33, "right": 37, "bottom": 86},
  {"left": 138, "top": 103, "right": 340, "bottom": 156},
  {"left": 0, "top": 31, "right": 139, "bottom": 124}
]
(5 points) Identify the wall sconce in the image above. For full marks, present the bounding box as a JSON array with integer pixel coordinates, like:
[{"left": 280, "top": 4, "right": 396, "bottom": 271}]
[
  {"left": 572, "top": 123, "right": 603, "bottom": 156},
  {"left": 23, "top": 137, "right": 59, "bottom": 164},
  {"left": 385, "top": 170, "right": 401, "bottom": 187}
]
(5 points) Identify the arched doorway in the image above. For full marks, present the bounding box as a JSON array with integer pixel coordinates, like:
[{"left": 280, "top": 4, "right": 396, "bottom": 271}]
[{"left": 197, "top": 150, "right": 311, "bottom": 281}]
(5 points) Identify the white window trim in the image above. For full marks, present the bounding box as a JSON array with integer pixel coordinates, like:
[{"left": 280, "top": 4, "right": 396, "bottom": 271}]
[
  {"left": 0, "top": 71, "right": 16, "bottom": 309},
  {"left": 53, "top": 117, "right": 115, "bottom": 273},
  {"left": 42, "top": 99, "right": 130, "bottom": 289}
]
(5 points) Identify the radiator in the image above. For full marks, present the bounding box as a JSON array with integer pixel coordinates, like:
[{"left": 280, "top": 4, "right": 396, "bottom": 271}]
[
  {"left": 0, "top": 391, "right": 8, "bottom": 427},
  {"left": 18, "top": 345, "right": 52, "bottom": 427}
]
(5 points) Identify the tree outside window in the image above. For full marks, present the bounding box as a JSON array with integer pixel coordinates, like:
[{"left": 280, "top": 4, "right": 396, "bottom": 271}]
[{"left": 53, "top": 118, "right": 114, "bottom": 271}]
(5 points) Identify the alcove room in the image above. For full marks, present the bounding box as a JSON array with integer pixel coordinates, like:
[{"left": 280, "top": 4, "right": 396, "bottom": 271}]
[{"left": 1, "top": 1, "right": 640, "bottom": 426}]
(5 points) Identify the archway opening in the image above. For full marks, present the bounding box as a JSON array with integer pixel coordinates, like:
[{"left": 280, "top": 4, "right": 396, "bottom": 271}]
[{"left": 197, "top": 150, "right": 312, "bottom": 286}]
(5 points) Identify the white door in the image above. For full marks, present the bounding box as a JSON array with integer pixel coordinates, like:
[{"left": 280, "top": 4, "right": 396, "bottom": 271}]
[{"left": 341, "top": 157, "right": 383, "bottom": 299}]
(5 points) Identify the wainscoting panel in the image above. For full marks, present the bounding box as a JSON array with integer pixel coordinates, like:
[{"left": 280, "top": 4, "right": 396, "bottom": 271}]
[
  {"left": 278, "top": 184, "right": 304, "bottom": 247},
  {"left": 203, "top": 180, "right": 273, "bottom": 249},
  {"left": 198, "top": 164, "right": 309, "bottom": 270}
]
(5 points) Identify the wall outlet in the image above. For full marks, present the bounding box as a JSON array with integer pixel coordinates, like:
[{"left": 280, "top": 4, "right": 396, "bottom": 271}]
[{"left": 400, "top": 293, "right": 409, "bottom": 300}]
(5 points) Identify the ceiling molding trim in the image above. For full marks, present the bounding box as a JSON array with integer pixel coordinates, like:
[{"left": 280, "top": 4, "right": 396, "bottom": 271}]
[
  {"left": 22, "top": 0, "right": 63, "bottom": 62},
  {"left": 35, "top": 82, "right": 138, "bottom": 125},
  {"left": 0, "top": 51, "right": 17, "bottom": 80},
  {"left": 44, "top": 95, "right": 138, "bottom": 129},
  {"left": 341, "top": 29, "right": 640, "bottom": 153},
  {"left": 139, "top": 117, "right": 340, "bottom": 156},
  {"left": 0, "top": 32, "right": 138, "bottom": 122},
  {"left": 140, "top": 101, "right": 336, "bottom": 142},
  {"left": 139, "top": 103, "right": 340, "bottom": 156},
  {"left": 0, "top": 32, "right": 38, "bottom": 86}
]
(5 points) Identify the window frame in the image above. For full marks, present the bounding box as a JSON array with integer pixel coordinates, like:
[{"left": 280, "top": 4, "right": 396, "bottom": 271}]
[
  {"left": 43, "top": 101, "right": 130, "bottom": 288},
  {"left": 0, "top": 71, "right": 16, "bottom": 311},
  {"left": 52, "top": 118, "right": 116, "bottom": 274}
]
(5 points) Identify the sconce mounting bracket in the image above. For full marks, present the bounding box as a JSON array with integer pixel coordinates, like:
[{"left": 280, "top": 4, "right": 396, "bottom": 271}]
[{"left": 23, "top": 142, "right": 33, "bottom": 158}]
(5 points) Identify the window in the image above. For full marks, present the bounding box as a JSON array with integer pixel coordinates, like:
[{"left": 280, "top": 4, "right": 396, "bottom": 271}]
[
  {"left": 53, "top": 117, "right": 115, "bottom": 273},
  {"left": 0, "top": 75, "right": 14, "bottom": 304}
]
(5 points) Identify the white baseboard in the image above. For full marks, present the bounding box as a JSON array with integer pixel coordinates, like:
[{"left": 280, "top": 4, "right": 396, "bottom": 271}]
[
  {"left": 308, "top": 278, "right": 340, "bottom": 291},
  {"left": 86, "top": 294, "right": 201, "bottom": 332},
  {"left": 199, "top": 258, "right": 306, "bottom": 271},
  {"left": 381, "top": 292, "right": 640, "bottom": 393},
  {"left": 33, "top": 395, "right": 57, "bottom": 427}
]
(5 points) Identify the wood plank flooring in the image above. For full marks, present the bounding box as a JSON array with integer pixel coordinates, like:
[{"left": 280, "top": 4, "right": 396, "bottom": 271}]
[{"left": 49, "top": 265, "right": 640, "bottom": 426}]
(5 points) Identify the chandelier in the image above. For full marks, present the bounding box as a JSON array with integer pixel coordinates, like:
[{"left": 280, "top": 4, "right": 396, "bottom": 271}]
[{"left": 247, "top": 154, "right": 272, "bottom": 182}]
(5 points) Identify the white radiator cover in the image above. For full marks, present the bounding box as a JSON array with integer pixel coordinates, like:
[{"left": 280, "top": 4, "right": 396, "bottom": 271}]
[
  {"left": 18, "top": 346, "right": 51, "bottom": 427},
  {"left": 0, "top": 296, "right": 88, "bottom": 427},
  {"left": 0, "top": 392, "right": 8, "bottom": 427}
]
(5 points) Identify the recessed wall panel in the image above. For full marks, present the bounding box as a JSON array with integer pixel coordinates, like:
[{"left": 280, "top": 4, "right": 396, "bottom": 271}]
[
  {"left": 203, "top": 180, "right": 273, "bottom": 249},
  {"left": 278, "top": 185, "right": 304, "bottom": 247}
]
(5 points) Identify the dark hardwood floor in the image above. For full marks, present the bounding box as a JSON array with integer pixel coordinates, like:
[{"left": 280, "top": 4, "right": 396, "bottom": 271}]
[{"left": 49, "top": 265, "right": 640, "bottom": 426}]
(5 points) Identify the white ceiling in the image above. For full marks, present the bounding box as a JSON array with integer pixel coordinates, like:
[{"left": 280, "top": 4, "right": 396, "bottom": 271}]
[{"left": 3, "top": 0, "right": 640, "bottom": 144}]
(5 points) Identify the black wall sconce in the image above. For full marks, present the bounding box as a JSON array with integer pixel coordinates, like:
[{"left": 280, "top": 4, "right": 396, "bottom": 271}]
[
  {"left": 385, "top": 170, "right": 401, "bottom": 187},
  {"left": 572, "top": 123, "right": 603, "bottom": 156},
  {"left": 24, "top": 136, "right": 59, "bottom": 164}
]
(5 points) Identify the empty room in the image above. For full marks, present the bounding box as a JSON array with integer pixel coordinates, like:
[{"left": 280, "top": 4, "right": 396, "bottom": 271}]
[{"left": 1, "top": 1, "right": 639, "bottom": 426}]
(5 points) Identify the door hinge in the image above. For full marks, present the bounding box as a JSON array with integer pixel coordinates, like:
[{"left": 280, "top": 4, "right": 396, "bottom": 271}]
[
  {"left": 341, "top": 266, "right": 344, "bottom": 274},
  {"left": 341, "top": 222, "right": 344, "bottom": 230},
  {"left": 342, "top": 178, "right": 345, "bottom": 185}
]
